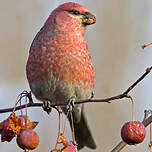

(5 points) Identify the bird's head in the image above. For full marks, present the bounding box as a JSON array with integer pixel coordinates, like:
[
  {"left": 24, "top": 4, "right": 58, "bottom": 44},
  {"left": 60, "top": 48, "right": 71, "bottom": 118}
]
[{"left": 44, "top": 2, "right": 96, "bottom": 31}]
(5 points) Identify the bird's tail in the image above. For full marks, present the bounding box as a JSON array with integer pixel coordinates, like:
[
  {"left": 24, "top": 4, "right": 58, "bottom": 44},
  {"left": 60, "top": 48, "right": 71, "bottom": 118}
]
[{"left": 69, "top": 105, "right": 96, "bottom": 150}]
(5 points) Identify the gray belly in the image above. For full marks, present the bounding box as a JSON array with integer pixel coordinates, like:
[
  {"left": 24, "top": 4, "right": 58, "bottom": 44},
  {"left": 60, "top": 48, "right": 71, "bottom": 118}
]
[{"left": 30, "top": 77, "right": 93, "bottom": 104}]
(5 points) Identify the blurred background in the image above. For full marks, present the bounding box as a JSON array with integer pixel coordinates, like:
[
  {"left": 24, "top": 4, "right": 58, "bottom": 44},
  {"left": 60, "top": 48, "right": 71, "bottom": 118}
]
[{"left": 0, "top": 0, "right": 152, "bottom": 151}]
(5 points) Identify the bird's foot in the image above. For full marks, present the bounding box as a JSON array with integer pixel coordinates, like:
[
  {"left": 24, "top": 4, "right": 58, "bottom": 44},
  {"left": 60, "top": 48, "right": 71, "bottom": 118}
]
[
  {"left": 43, "top": 101, "right": 52, "bottom": 114},
  {"left": 66, "top": 96, "right": 77, "bottom": 146},
  {"left": 90, "top": 91, "right": 94, "bottom": 99},
  {"left": 66, "top": 96, "right": 76, "bottom": 112}
]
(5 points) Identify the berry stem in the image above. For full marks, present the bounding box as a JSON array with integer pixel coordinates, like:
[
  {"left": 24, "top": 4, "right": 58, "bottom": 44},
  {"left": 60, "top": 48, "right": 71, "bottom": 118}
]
[
  {"left": 63, "top": 110, "right": 69, "bottom": 135},
  {"left": 149, "top": 123, "right": 152, "bottom": 150},
  {"left": 55, "top": 111, "right": 61, "bottom": 149},
  {"left": 25, "top": 96, "right": 28, "bottom": 116},
  {"left": 70, "top": 111, "right": 76, "bottom": 145},
  {"left": 131, "top": 97, "right": 135, "bottom": 121},
  {"left": 126, "top": 95, "right": 135, "bottom": 121}
]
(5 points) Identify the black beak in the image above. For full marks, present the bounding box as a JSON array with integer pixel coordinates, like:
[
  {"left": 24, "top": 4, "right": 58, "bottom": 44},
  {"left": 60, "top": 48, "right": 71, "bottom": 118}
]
[{"left": 82, "top": 12, "right": 96, "bottom": 25}]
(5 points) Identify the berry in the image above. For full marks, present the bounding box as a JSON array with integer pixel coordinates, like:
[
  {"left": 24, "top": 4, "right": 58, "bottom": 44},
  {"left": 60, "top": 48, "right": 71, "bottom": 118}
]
[
  {"left": 62, "top": 141, "right": 77, "bottom": 152},
  {"left": 121, "top": 121, "right": 146, "bottom": 145},
  {"left": 1, "top": 113, "right": 21, "bottom": 142},
  {"left": 17, "top": 115, "right": 38, "bottom": 130},
  {"left": 17, "top": 115, "right": 30, "bottom": 127},
  {"left": 1, "top": 119, "right": 15, "bottom": 142},
  {"left": 17, "top": 129, "right": 39, "bottom": 150}
]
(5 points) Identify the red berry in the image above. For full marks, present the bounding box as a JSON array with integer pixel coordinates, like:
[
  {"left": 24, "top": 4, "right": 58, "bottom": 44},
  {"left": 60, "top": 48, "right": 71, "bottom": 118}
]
[
  {"left": 62, "top": 141, "right": 77, "bottom": 152},
  {"left": 1, "top": 119, "right": 15, "bottom": 142},
  {"left": 17, "top": 115, "right": 30, "bottom": 127},
  {"left": 17, "top": 129, "right": 39, "bottom": 150},
  {"left": 17, "top": 115, "right": 39, "bottom": 130},
  {"left": 121, "top": 121, "right": 146, "bottom": 145}
]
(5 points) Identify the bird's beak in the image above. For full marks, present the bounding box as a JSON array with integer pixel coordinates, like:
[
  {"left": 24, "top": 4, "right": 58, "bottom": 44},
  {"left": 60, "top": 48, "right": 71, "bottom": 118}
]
[{"left": 82, "top": 12, "right": 96, "bottom": 25}]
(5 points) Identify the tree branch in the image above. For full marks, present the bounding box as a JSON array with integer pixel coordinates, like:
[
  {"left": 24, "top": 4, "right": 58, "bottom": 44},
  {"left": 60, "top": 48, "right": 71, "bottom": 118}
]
[
  {"left": 0, "top": 67, "right": 151, "bottom": 114},
  {"left": 0, "top": 66, "right": 151, "bottom": 152},
  {"left": 0, "top": 102, "right": 43, "bottom": 113}
]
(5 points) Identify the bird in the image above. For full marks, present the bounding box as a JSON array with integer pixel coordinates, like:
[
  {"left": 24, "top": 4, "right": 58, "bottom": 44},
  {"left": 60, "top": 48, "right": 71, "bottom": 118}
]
[{"left": 26, "top": 2, "right": 96, "bottom": 150}]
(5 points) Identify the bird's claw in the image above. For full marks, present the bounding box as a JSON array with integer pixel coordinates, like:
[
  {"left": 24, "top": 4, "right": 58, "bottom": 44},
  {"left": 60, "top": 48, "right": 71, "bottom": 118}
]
[
  {"left": 143, "top": 109, "right": 152, "bottom": 121},
  {"left": 43, "top": 101, "right": 52, "bottom": 114},
  {"left": 90, "top": 91, "right": 94, "bottom": 99},
  {"left": 67, "top": 96, "right": 76, "bottom": 112}
]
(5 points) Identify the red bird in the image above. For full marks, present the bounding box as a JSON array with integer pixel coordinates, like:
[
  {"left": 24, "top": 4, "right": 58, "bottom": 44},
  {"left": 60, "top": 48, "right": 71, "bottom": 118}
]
[{"left": 26, "top": 2, "right": 96, "bottom": 150}]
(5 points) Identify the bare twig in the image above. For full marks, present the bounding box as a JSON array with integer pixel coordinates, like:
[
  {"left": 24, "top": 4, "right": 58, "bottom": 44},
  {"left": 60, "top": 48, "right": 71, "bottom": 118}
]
[
  {"left": 142, "top": 42, "right": 152, "bottom": 49},
  {"left": 0, "top": 67, "right": 151, "bottom": 114},
  {"left": 0, "top": 102, "right": 43, "bottom": 113}
]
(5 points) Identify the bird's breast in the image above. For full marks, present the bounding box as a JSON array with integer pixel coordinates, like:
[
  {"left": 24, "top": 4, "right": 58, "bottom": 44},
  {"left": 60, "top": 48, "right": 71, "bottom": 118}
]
[{"left": 26, "top": 31, "right": 95, "bottom": 91}]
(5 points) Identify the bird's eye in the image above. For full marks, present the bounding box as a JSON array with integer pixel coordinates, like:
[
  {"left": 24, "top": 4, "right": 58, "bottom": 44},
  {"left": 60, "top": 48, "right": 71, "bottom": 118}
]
[{"left": 69, "top": 10, "right": 81, "bottom": 15}]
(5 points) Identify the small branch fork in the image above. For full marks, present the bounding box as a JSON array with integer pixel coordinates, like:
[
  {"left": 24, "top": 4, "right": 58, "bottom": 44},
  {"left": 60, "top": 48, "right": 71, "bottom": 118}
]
[{"left": 0, "top": 66, "right": 151, "bottom": 114}]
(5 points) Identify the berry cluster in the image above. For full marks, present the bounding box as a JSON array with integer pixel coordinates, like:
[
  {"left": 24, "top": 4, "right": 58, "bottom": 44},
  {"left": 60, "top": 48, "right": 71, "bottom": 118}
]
[{"left": 0, "top": 112, "right": 39, "bottom": 151}]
